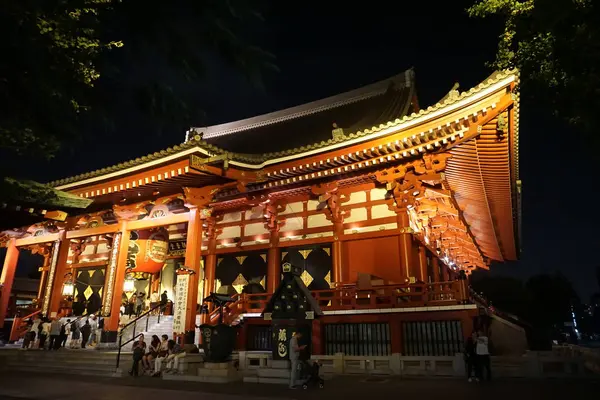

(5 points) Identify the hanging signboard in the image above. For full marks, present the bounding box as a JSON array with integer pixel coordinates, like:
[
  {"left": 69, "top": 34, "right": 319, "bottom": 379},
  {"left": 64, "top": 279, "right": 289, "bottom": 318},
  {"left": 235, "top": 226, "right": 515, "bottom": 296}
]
[{"left": 172, "top": 274, "right": 190, "bottom": 334}]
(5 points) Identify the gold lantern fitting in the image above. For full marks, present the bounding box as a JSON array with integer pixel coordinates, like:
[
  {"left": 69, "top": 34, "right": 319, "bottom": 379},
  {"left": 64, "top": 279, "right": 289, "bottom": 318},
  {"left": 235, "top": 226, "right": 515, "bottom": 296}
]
[{"left": 62, "top": 272, "right": 74, "bottom": 296}]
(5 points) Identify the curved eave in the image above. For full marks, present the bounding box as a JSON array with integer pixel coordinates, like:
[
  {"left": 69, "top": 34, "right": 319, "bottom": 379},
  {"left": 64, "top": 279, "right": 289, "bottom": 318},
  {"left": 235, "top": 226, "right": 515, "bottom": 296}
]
[
  {"left": 445, "top": 110, "right": 518, "bottom": 262},
  {"left": 51, "top": 70, "right": 517, "bottom": 191}
]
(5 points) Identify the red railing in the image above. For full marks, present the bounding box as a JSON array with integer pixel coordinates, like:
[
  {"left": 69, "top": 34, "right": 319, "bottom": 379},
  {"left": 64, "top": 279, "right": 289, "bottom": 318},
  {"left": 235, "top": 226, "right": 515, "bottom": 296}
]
[
  {"left": 9, "top": 309, "right": 42, "bottom": 341},
  {"left": 207, "top": 281, "right": 467, "bottom": 321}
]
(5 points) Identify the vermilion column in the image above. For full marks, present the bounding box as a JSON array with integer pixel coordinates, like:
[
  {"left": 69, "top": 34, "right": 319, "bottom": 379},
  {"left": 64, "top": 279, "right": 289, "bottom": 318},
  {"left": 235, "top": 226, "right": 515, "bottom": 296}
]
[
  {"left": 104, "top": 225, "right": 131, "bottom": 339},
  {"left": 441, "top": 264, "right": 449, "bottom": 282},
  {"left": 267, "top": 236, "right": 281, "bottom": 294},
  {"left": 184, "top": 207, "right": 203, "bottom": 344},
  {"left": 0, "top": 240, "right": 19, "bottom": 327},
  {"left": 432, "top": 257, "right": 441, "bottom": 283},
  {"left": 417, "top": 245, "right": 428, "bottom": 283},
  {"left": 331, "top": 221, "right": 344, "bottom": 284},
  {"left": 397, "top": 211, "right": 412, "bottom": 280},
  {"left": 48, "top": 229, "right": 74, "bottom": 317},
  {"left": 201, "top": 219, "right": 217, "bottom": 324}
]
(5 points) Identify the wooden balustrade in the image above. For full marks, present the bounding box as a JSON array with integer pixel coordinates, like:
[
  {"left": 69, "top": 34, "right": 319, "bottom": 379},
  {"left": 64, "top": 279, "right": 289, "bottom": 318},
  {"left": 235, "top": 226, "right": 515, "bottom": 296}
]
[{"left": 207, "top": 281, "right": 467, "bottom": 321}]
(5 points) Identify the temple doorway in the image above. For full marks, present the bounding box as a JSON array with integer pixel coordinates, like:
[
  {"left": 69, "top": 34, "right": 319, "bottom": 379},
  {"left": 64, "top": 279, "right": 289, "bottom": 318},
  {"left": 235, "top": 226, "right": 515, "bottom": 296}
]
[{"left": 72, "top": 266, "right": 106, "bottom": 316}]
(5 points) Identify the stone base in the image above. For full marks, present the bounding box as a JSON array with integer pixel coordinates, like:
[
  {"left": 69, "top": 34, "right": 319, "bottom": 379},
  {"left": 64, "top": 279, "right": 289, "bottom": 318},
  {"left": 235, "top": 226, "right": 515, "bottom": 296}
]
[
  {"left": 196, "top": 362, "right": 241, "bottom": 383},
  {"left": 101, "top": 330, "right": 118, "bottom": 343}
]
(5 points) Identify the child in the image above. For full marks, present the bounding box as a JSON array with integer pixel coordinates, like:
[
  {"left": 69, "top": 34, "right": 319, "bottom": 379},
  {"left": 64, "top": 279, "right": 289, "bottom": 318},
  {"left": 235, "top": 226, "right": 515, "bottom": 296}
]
[{"left": 130, "top": 340, "right": 145, "bottom": 377}]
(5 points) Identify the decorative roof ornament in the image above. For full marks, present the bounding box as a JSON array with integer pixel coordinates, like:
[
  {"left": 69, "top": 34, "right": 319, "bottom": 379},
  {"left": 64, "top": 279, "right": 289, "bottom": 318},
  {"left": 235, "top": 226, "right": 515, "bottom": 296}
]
[{"left": 331, "top": 122, "right": 345, "bottom": 140}]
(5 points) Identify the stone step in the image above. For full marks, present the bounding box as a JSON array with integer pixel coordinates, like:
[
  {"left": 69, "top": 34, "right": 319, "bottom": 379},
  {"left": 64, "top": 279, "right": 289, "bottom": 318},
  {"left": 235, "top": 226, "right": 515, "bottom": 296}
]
[
  {"left": 256, "top": 368, "right": 290, "bottom": 378},
  {"left": 3, "top": 363, "right": 119, "bottom": 377},
  {"left": 2, "top": 356, "right": 118, "bottom": 366},
  {"left": 243, "top": 376, "right": 289, "bottom": 385}
]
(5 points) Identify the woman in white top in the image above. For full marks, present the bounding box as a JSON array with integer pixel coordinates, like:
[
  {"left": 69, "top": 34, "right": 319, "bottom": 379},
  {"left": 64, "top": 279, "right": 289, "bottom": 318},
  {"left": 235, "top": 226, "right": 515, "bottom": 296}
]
[{"left": 39, "top": 319, "right": 51, "bottom": 349}]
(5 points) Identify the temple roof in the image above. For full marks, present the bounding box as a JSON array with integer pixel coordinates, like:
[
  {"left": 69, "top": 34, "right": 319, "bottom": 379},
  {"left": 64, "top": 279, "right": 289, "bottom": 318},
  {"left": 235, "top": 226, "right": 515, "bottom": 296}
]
[
  {"left": 0, "top": 178, "right": 92, "bottom": 230},
  {"left": 195, "top": 69, "right": 415, "bottom": 154}
]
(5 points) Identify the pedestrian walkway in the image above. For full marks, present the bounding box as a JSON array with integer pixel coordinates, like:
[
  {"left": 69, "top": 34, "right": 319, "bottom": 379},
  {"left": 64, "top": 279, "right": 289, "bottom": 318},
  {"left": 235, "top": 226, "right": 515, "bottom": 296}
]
[{"left": 0, "top": 370, "right": 598, "bottom": 400}]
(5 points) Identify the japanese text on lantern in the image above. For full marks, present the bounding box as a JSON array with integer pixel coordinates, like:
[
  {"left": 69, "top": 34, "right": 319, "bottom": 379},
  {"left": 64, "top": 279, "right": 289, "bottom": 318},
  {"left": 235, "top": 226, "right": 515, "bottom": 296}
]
[
  {"left": 277, "top": 328, "right": 288, "bottom": 358},
  {"left": 172, "top": 274, "right": 189, "bottom": 334}
]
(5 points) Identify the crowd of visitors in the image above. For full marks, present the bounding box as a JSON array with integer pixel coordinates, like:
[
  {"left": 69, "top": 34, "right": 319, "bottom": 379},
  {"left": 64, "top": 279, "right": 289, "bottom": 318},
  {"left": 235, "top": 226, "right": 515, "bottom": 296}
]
[
  {"left": 121, "top": 290, "right": 169, "bottom": 319},
  {"left": 21, "top": 314, "right": 104, "bottom": 350}
]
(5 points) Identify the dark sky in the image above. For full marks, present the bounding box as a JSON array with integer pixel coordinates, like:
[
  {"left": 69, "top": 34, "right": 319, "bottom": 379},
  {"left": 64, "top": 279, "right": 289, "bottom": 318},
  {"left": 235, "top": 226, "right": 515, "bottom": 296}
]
[{"left": 5, "top": 1, "right": 599, "bottom": 299}]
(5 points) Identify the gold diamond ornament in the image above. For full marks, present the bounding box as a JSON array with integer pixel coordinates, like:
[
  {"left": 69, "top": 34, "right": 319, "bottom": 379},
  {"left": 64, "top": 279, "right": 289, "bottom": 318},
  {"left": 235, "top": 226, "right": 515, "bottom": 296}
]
[
  {"left": 300, "top": 270, "right": 313, "bottom": 287},
  {"left": 232, "top": 273, "right": 249, "bottom": 294},
  {"left": 83, "top": 286, "right": 93, "bottom": 300}
]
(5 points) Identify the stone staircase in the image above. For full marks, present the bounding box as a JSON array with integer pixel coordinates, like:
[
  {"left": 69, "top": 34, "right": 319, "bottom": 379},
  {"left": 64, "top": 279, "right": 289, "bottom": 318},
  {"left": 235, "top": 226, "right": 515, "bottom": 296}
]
[
  {"left": 244, "top": 360, "right": 291, "bottom": 384},
  {"left": 0, "top": 349, "right": 125, "bottom": 377}
]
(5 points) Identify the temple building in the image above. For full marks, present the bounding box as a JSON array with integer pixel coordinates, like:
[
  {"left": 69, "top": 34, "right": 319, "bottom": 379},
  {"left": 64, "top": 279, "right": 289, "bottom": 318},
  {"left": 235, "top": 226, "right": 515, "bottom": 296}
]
[{"left": 0, "top": 69, "right": 521, "bottom": 355}]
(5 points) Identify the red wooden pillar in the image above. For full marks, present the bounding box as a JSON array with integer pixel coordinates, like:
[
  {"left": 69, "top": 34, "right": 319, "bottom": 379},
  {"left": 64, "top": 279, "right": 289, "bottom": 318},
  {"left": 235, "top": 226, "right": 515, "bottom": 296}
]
[
  {"left": 397, "top": 211, "right": 412, "bottom": 280},
  {"left": 441, "top": 263, "right": 449, "bottom": 282},
  {"left": 48, "top": 229, "right": 74, "bottom": 317},
  {"left": 183, "top": 207, "right": 203, "bottom": 344},
  {"left": 331, "top": 221, "right": 344, "bottom": 284},
  {"left": 267, "top": 232, "right": 280, "bottom": 293},
  {"left": 311, "top": 319, "right": 323, "bottom": 355},
  {"left": 432, "top": 257, "right": 440, "bottom": 283},
  {"left": 0, "top": 240, "right": 19, "bottom": 328},
  {"left": 417, "top": 245, "right": 428, "bottom": 283},
  {"left": 105, "top": 226, "right": 131, "bottom": 338}
]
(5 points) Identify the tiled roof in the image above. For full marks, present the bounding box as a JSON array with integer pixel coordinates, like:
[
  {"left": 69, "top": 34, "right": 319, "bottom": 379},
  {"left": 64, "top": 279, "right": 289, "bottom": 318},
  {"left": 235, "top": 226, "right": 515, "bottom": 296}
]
[{"left": 48, "top": 69, "right": 518, "bottom": 188}]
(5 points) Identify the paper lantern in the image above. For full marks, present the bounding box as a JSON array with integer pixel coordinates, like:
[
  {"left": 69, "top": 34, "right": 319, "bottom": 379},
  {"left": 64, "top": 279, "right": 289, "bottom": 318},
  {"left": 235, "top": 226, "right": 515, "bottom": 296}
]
[{"left": 128, "top": 228, "right": 169, "bottom": 274}]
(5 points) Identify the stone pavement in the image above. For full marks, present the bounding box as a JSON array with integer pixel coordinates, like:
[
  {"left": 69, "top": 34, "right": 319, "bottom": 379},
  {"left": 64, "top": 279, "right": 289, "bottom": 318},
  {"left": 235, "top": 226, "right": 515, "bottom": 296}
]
[{"left": 0, "top": 371, "right": 598, "bottom": 400}]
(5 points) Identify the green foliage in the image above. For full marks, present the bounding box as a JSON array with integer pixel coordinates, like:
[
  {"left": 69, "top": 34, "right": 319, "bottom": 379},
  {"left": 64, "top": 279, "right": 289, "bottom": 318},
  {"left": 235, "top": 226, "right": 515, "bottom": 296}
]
[
  {"left": 469, "top": 0, "right": 600, "bottom": 132},
  {"left": 0, "top": 0, "right": 120, "bottom": 158},
  {"left": 0, "top": 0, "right": 276, "bottom": 158}
]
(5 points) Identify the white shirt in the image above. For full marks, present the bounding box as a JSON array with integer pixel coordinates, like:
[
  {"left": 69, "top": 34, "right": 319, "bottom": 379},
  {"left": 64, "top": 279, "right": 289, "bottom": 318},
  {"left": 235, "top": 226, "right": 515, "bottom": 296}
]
[
  {"left": 476, "top": 335, "right": 489, "bottom": 355},
  {"left": 29, "top": 320, "right": 40, "bottom": 333},
  {"left": 150, "top": 293, "right": 159, "bottom": 303},
  {"left": 41, "top": 322, "right": 51, "bottom": 335}
]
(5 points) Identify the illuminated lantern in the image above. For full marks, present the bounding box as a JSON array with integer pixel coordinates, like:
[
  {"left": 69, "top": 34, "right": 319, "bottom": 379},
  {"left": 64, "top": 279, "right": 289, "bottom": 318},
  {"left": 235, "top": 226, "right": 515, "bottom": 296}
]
[
  {"left": 123, "top": 274, "right": 135, "bottom": 292},
  {"left": 128, "top": 228, "right": 169, "bottom": 274}
]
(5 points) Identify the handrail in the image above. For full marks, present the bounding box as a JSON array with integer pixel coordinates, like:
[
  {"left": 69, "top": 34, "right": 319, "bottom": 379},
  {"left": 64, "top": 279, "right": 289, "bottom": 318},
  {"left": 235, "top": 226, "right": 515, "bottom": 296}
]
[
  {"left": 116, "top": 303, "right": 163, "bottom": 369},
  {"left": 9, "top": 309, "right": 42, "bottom": 341},
  {"left": 119, "top": 302, "right": 162, "bottom": 334}
]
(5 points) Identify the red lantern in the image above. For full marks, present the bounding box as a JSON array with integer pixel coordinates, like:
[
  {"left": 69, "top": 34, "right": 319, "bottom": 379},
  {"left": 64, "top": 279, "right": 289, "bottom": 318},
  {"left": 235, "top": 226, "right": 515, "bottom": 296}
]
[{"left": 128, "top": 228, "right": 169, "bottom": 274}]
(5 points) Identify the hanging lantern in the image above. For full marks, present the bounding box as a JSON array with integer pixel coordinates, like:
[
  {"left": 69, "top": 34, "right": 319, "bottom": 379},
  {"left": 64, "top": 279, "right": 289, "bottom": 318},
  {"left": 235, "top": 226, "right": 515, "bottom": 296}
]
[
  {"left": 62, "top": 281, "right": 74, "bottom": 296},
  {"left": 128, "top": 228, "right": 169, "bottom": 274},
  {"left": 123, "top": 274, "right": 136, "bottom": 292},
  {"left": 61, "top": 273, "right": 74, "bottom": 296}
]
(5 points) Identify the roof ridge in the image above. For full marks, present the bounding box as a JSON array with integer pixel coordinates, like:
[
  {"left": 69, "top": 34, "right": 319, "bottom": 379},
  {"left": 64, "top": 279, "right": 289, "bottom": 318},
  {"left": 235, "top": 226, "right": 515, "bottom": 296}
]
[{"left": 190, "top": 69, "right": 415, "bottom": 140}]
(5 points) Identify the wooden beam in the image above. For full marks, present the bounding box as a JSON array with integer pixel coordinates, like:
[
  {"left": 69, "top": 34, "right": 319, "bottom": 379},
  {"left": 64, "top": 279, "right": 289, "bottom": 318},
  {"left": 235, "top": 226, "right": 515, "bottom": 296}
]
[
  {"left": 66, "top": 224, "right": 119, "bottom": 239},
  {"left": 126, "top": 212, "right": 189, "bottom": 231},
  {"left": 15, "top": 233, "right": 61, "bottom": 247}
]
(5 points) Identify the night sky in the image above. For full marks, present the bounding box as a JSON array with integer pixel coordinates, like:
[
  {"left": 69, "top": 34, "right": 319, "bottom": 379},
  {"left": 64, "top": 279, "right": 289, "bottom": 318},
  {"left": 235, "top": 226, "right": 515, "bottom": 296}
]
[{"left": 5, "top": 1, "right": 599, "bottom": 299}]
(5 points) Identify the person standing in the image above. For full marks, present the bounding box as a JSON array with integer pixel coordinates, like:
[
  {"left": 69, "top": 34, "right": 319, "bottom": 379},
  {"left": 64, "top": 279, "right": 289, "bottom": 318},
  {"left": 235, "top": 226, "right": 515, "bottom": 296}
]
[
  {"left": 135, "top": 293, "right": 145, "bottom": 317},
  {"left": 87, "top": 315, "right": 98, "bottom": 347},
  {"left": 475, "top": 329, "right": 492, "bottom": 381},
  {"left": 150, "top": 291, "right": 160, "bottom": 314},
  {"left": 22, "top": 317, "right": 40, "bottom": 349},
  {"left": 81, "top": 320, "right": 92, "bottom": 349},
  {"left": 60, "top": 319, "right": 71, "bottom": 348},
  {"left": 288, "top": 332, "right": 306, "bottom": 389},
  {"left": 48, "top": 317, "right": 62, "bottom": 350},
  {"left": 70, "top": 319, "right": 81, "bottom": 349},
  {"left": 160, "top": 291, "right": 168, "bottom": 314},
  {"left": 464, "top": 333, "right": 476, "bottom": 382},
  {"left": 39, "top": 318, "right": 51, "bottom": 350}
]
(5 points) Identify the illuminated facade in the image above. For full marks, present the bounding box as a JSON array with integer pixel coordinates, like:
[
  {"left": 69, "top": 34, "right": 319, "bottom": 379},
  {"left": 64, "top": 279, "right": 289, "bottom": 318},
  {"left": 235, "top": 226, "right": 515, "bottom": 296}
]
[{"left": 0, "top": 69, "right": 520, "bottom": 354}]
